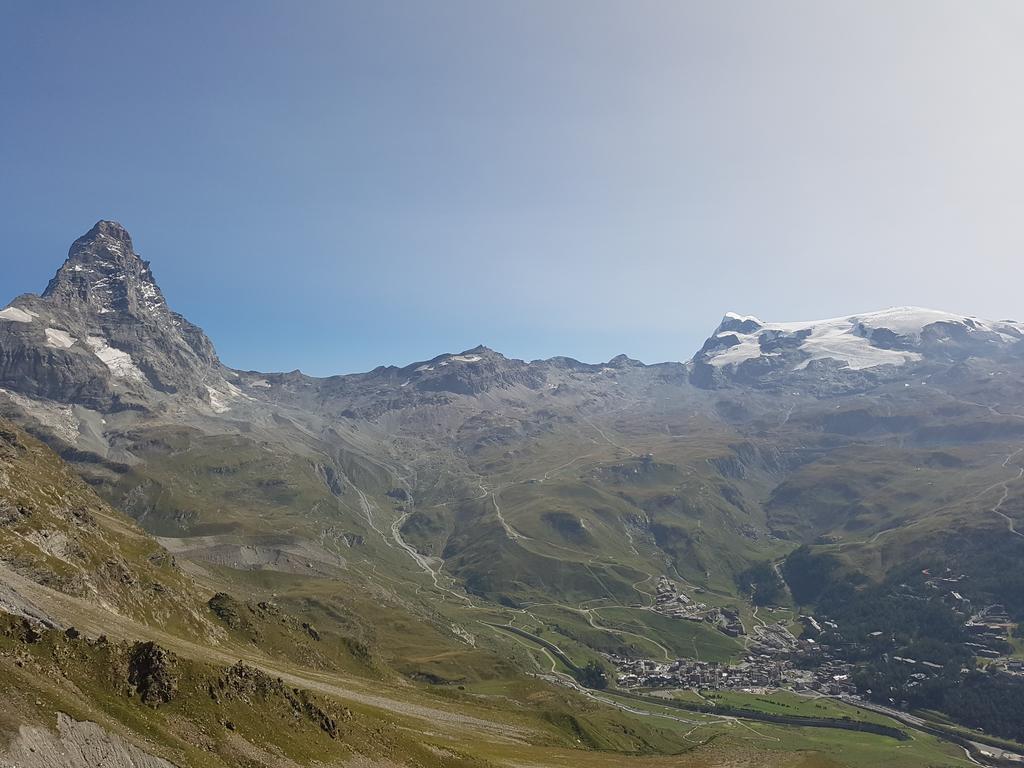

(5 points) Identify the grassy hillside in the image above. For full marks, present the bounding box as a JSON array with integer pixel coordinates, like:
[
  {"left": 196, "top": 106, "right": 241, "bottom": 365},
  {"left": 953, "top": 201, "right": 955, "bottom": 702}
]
[{"left": 0, "top": 420, "right": 212, "bottom": 638}]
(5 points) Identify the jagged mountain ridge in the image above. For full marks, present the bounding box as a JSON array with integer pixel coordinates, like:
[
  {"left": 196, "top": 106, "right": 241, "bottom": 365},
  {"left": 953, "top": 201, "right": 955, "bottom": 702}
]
[
  {"left": 5, "top": 221, "right": 1022, "bottom": 423},
  {"left": 1, "top": 222, "right": 668, "bottom": 426},
  {"left": 2, "top": 221, "right": 1024, "bottom": 607}
]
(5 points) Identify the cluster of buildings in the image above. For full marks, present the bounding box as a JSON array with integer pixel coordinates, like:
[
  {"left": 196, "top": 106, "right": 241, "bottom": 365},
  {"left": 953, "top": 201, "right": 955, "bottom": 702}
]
[
  {"left": 922, "top": 567, "right": 968, "bottom": 594},
  {"left": 922, "top": 570, "right": 1018, "bottom": 664},
  {"left": 610, "top": 652, "right": 858, "bottom": 696},
  {"left": 653, "top": 576, "right": 706, "bottom": 618},
  {"left": 610, "top": 596, "right": 868, "bottom": 697},
  {"left": 997, "top": 659, "right": 1024, "bottom": 677},
  {"left": 625, "top": 570, "right": 1022, "bottom": 701},
  {"left": 922, "top": 570, "right": 1013, "bottom": 657},
  {"left": 789, "top": 658, "right": 859, "bottom": 696},
  {"left": 611, "top": 654, "right": 785, "bottom": 691},
  {"left": 653, "top": 576, "right": 746, "bottom": 637},
  {"left": 965, "top": 604, "right": 1014, "bottom": 659},
  {"left": 705, "top": 607, "right": 746, "bottom": 638},
  {"left": 749, "top": 621, "right": 799, "bottom": 653}
]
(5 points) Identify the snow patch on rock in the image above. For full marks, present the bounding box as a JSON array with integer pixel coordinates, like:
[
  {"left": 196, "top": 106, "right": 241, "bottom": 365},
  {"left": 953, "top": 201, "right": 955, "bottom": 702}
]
[
  {"left": 206, "top": 386, "right": 231, "bottom": 413},
  {"left": 723, "top": 311, "right": 761, "bottom": 324},
  {"left": 0, "top": 307, "right": 37, "bottom": 323},
  {"left": 851, "top": 307, "right": 1014, "bottom": 338},
  {"left": 84, "top": 337, "right": 147, "bottom": 382},
  {"left": 205, "top": 382, "right": 251, "bottom": 413},
  {"left": 44, "top": 328, "right": 77, "bottom": 349}
]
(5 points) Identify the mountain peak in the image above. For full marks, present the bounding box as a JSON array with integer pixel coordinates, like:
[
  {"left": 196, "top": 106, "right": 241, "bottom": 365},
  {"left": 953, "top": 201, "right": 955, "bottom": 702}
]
[
  {"left": 42, "top": 220, "right": 167, "bottom": 317},
  {"left": 0, "top": 221, "right": 226, "bottom": 411},
  {"left": 82, "top": 219, "right": 132, "bottom": 245},
  {"left": 65, "top": 219, "right": 137, "bottom": 268},
  {"left": 717, "top": 312, "right": 764, "bottom": 335}
]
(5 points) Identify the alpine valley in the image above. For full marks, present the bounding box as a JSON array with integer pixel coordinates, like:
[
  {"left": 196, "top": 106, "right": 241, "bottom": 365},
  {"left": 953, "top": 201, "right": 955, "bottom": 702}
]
[{"left": 2, "top": 221, "right": 1024, "bottom": 768}]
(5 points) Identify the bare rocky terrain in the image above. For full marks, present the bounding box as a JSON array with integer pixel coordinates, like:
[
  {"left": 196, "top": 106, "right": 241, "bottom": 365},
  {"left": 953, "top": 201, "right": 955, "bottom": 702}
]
[{"left": 1, "top": 713, "right": 178, "bottom": 768}]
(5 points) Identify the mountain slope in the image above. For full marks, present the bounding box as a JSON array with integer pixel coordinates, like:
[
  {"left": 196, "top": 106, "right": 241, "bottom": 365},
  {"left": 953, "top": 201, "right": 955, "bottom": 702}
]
[
  {"left": 0, "top": 417, "right": 211, "bottom": 635},
  {"left": 2, "top": 221, "right": 1024, "bottom": 766}
]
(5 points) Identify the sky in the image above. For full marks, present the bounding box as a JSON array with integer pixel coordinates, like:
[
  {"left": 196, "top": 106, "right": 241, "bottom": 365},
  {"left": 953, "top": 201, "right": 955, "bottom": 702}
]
[{"left": 2, "top": 2, "right": 1023, "bottom": 375}]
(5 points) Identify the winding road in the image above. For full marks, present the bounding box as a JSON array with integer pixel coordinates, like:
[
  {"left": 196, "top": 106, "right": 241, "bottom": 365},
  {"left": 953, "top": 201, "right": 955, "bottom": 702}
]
[{"left": 991, "top": 447, "right": 1024, "bottom": 537}]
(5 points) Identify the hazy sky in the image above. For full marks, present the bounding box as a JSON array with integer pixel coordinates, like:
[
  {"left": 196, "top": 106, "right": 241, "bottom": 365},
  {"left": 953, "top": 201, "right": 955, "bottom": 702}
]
[{"left": 2, "top": 2, "right": 1022, "bottom": 375}]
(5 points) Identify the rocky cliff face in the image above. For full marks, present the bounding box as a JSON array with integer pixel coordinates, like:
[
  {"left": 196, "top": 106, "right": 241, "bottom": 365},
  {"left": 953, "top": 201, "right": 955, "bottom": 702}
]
[
  {"left": 0, "top": 221, "right": 229, "bottom": 413},
  {"left": 42, "top": 221, "right": 169, "bottom": 317}
]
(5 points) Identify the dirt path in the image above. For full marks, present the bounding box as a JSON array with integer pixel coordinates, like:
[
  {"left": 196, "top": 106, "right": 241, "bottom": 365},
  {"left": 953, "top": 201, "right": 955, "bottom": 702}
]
[
  {"left": 0, "top": 565, "right": 531, "bottom": 743},
  {"left": 583, "top": 417, "right": 638, "bottom": 458},
  {"left": 490, "top": 487, "right": 527, "bottom": 542},
  {"left": 354, "top": 487, "right": 393, "bottom": 547},
  {"left": 992, "top": 448, "right": 1024, "bottom": 537}
]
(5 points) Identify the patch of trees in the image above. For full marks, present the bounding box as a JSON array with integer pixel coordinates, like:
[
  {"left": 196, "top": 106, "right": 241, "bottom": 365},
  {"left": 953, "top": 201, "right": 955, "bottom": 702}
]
[
  {"left": 929, "top": 530, "right": 1024, "bottom": 621},
  {"left": 854, "top": 665, "right": 1024, "bottom": 742},
  {"left": 781, "top": 546, "right": 842, "bottom": 605},
  {"left": 781, "top": 542, "right": 1024, "bottom": 743},
  {"left": 788, "top": 569, "right": 1024, "bottom": 742},
  {"left": 736, "top": 561, "right": 786, "bottom": 606},
  {"left": 942, "top": 671, "right": 1024, "bottom": 742},
  {"left": 574, "top": 660, "right": 608, "bottom": 690},
  {"left": 818, "top": 583, "right": 968, "bottom": 661}
]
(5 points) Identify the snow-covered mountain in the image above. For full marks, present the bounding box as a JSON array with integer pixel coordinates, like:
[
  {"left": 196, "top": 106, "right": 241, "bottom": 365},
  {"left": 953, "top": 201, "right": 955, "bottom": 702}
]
[{"left": 692, "top": 307, "right": 1024, "bottom": 389}]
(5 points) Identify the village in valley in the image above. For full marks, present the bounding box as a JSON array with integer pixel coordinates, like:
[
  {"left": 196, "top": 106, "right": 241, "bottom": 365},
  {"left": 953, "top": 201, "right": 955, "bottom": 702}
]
[{"left": 606, "top": 573, "right": 1022, "bottom": 699}]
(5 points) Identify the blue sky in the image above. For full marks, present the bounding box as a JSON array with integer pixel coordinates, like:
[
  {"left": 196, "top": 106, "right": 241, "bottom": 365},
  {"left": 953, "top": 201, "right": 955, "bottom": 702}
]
[{"left": 2, "top": 2, "right": 1023, "bottom": 375}]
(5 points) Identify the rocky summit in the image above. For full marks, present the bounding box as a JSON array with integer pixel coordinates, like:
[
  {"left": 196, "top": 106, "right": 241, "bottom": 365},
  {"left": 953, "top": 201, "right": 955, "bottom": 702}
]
[
  {"left": 3, "top": 222, "right": 1024, "bottom": 768},
  {"left": 42, "top": 220, "right": 168, "bottom": 316},
  {"left": 0, "top": 221, "right": 226, "bottom": 413}
]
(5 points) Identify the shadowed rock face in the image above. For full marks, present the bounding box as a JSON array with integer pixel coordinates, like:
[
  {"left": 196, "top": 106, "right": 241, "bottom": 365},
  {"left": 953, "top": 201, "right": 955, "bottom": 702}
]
[{"left": 128, "top": 641, "right": 179, "bottom": 707}]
